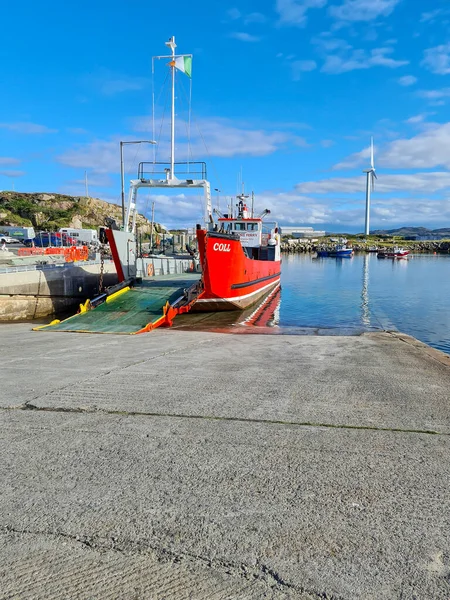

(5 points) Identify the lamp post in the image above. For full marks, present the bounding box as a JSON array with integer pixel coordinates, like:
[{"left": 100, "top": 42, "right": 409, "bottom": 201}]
[
  {"left": 120, "top": 140, "right": 156, "bottom": 228},
  {"left": 214, "top": 188, "right": 221, "bottom": 211}
]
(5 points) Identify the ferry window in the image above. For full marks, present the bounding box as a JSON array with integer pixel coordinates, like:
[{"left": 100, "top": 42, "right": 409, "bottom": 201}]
[
  {"left": 227, "top": 223, "right": 233, "bottom": 231},
  {"left": 235, "top": 223, "right": 246, "bottom": 230},
  {"left": 247, "top": 223, "right": 258, "bottom": 231}
]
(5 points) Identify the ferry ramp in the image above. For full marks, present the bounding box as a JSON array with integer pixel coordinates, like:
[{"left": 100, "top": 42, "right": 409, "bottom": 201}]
[{"left": 35, "top": 274, "right": 200, "bottom": 334}]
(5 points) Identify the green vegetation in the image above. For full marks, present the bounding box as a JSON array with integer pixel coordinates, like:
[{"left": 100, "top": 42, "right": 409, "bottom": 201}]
[{"left": 0, "top": 191, "right": 157, "bottom": 234}]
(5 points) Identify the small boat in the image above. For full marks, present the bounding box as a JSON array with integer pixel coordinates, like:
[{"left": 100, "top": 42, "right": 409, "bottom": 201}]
[
  {"left": 377, "top": 247, "right": 410, "bottom": 259},
  {"left": 366, "top": 246, "right": 378, "bottom": 253},
  {"left": 317, "top": 239, "right": 353, "bottom": 258}
]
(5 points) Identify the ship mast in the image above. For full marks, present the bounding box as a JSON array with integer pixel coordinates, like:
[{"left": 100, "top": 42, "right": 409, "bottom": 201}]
[{"left": 165, "top": 36, "right": 177, "bottom": 180}]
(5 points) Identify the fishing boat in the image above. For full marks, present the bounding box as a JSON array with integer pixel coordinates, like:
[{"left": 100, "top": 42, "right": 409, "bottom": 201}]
[
  {"left": 377, "top": 247, "right": 410, "bottom": 259},
  {"left": 194, "top": 197, "right": 281, "bottom": 310},
  {"left": 106, "top": 36, "right": 281, "bottom": 312},
  {"left": 317, "top": 239, "right": 353, "bottom": 258}
]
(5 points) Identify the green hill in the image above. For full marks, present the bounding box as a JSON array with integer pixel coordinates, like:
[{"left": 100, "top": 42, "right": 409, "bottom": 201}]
[{"left": 0, "top": 191, "right": 161, "bottom": 234}]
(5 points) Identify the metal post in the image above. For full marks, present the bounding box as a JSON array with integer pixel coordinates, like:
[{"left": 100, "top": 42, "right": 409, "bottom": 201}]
[
  {"left": 150, "top": 201, "right": 155, "bottom": 253},
  {"left": 169, "top": 37, "right": 176, "bottom": 179},
  {"left": 120, "top": 142, "right": 125, "bottom": 229},
  {"left": 214, "top": 188, "right": 221, "bottom": 211}
]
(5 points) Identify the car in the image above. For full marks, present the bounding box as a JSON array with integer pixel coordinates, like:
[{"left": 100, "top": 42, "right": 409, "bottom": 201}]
[
  {"left": 23, "top": 232, "right": 80, "bottom": 247},
  {"left": 0, "top": 233, "right": 19, "bottom": 244}
]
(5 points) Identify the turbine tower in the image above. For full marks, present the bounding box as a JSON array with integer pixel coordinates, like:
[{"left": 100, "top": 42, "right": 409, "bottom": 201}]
[{"left": 363, "top": 137, "right": 377, "bottom": 236}]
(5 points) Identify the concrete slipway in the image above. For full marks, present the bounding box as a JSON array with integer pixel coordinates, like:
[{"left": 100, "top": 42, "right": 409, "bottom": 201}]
[{"left": 0, "top": 322, "right": 449, "bottom": 599}]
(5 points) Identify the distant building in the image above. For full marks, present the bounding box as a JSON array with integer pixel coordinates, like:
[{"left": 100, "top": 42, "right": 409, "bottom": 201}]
[{"left": 279, "top": 226, "right": 325, "bottom": 238}]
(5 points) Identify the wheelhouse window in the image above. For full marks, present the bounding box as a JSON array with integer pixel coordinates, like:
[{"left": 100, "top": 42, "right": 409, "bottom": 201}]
[
  {"left": 234, "top": 223, "right": 246, "bottom": 231},
  {"left": 247, "top": 223, "right": 259, "bottom": 231}
]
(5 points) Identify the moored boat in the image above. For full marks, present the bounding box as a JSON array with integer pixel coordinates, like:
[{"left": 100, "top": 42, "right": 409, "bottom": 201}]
[
  {"left": 194, "top": 198, "right": 281, "bottom": 311},
  {"left": 317, "top": 239, "right": 353, "bottom": 258},
  {"left": 377, "top": 247, "right": 409, "bottom": 259}
]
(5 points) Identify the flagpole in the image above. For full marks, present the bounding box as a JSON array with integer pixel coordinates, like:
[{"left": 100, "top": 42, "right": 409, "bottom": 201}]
[{"left": 165, "top": 36, "right": 177, "bottom": 180}]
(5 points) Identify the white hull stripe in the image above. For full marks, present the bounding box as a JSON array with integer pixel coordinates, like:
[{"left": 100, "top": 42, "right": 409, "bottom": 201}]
[{"left": 196, "top": 278, "right": 280, "bottom": 304}]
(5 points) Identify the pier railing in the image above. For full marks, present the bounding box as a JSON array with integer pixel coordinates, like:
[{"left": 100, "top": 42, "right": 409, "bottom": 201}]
[{"left": 138, "top": 161, "right": 207, "bottom": 180}]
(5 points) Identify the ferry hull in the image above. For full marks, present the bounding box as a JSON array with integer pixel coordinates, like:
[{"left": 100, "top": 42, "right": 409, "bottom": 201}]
[{"left": 194, "top": 230, "right": 281, "bottom": 311}]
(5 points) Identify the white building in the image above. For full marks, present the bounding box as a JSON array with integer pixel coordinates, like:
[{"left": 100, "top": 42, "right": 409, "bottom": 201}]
[{"left": 279, "top": 226, "right": 326, "bottom": 238}]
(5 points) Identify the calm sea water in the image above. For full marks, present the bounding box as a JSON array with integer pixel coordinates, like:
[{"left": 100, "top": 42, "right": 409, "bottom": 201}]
[{"left": 278, "top": 253, "right": 450, "bottom": 354}]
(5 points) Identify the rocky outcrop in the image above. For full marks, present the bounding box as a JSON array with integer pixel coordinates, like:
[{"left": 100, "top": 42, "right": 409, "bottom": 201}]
[{"left": 0, "top": 192, "right": 162, "bottom": 234}]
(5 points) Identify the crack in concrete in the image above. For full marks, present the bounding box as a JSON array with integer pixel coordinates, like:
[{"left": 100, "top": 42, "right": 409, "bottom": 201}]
[
  {"left": 1, "top": 525, "right": 340, "bottom": 599},
  {"left": 17, "top": 336, "right": 217, "bottom": 406},
  {"left": 3, "top": 403, "right": 447, "bottom": 436}
]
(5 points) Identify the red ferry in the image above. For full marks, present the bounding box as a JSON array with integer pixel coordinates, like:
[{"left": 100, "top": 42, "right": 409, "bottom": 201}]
[{"left": 194, "top": 197, "right": 281, "bottom": 311}]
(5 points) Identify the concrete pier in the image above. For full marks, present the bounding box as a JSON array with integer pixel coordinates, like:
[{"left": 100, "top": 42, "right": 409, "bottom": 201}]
[{"left": 0, "top": 324, "right": 449, "bottom": 599}]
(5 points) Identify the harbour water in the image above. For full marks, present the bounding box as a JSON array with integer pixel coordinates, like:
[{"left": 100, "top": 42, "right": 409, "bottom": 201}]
[{"left": 278, "top": 253, "right": 450, "bottom": 354}]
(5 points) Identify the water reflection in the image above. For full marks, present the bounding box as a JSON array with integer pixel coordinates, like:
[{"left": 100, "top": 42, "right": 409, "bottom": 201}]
[{"left": 361, "top": 253, "right": 370, "bottom": 327}]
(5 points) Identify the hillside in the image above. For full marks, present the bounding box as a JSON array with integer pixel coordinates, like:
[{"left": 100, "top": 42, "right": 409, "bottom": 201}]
[
  {"left": 0, "top": 191, "right": 162, "bottom": 235},
  {"left": 371, "top": 226, "right": 450, "bottom": 237}
]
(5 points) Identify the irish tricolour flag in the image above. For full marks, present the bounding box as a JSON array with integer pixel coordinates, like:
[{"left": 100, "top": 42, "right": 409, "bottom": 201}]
[{"left": 172, "top": 55, "right": 192, "bottom": 78}]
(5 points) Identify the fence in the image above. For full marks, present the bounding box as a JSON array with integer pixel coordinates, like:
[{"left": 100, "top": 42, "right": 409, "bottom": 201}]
[{"left": 17, "top": 246, "right": 89, "bottom": 262}]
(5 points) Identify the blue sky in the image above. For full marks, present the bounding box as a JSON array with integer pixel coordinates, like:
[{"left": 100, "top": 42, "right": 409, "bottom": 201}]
[{"left": 1, "top": 0, "right": 450, "bottom": 232}]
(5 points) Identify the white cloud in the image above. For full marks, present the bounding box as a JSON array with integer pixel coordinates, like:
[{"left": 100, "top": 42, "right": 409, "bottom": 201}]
[
  {"left": 420, "top": 9, "right": 448, "bottom": 23},
  {"left": 321, "top": 139, "right": 335, "bottom": 147},
  {"left": 85, "top": 70, "right": 150, "bottom": 95},
  {"left": 398, "top": 75, "right": 417, "bottom": 86},
  {"left": 0, "top": 157, "right": 20, "bottom": 165},
  {"left": 322, "top": 46, "right": 408, "bottom": 73},
  {"left": 57, "top": 118, "right": 308, "bottom": 172},
  {"left": 329, "top": 0, "right": 402, "bottom": 22},
  {"left": 275, "top": 0, "right": 327, "bottom": 27},
  {"left": 312, "top": 35, "right": 352, "bottom": 52},
  {"left": 379, "top": 123, "right": 450, "bottom": 169},
  {"left": 296, "top": 172, "right": 450, "bottom": 194},
  {"left": 405, "top": 114, "right": 425, "bottom": 124},
  {"left": 0, "top": 122, "right": 57, "bottom": 134},
  {"left": 335, "top": 123, "right": 450, "bottom": 171},
  {"left": 229, "top": 32, "right": 261, "bottom": 42},
  {"left": 100, "top": 76, "right": 149, "bottom": 95},
  {"left": 226, "top": 8, "right": 241, "bottom": 19},
  {"left": 291, "top": 59, "right": 317, "bottom": 79},
  {"left": 0, "top": 170, "right": 25, "bottom": 178},
  {"left": 67, "top": 127, "right": 89, "bottom": 135},
  {"left": 418, "top": 88, "right": 450, "bottom": 103},
  {"left": 244, "top": 12, "right": 267, "bottom": 23},
  {"left": 422, "top": 44, "right": 450, "bottom": 75}
]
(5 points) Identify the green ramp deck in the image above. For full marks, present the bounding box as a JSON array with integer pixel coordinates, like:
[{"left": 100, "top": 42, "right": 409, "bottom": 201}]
[{"left": 37, "top": 274, "right": 200, "bottom": 334}]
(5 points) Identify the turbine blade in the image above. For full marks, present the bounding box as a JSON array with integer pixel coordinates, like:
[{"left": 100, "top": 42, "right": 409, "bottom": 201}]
[
  {"left": 371, "top": 171, "right": 376, "bottom": 191},
  {"left": 370, "top": 136, "right": 374, "bottom": 169}
]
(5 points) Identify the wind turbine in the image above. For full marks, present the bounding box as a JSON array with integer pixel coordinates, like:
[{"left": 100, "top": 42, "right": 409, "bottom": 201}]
[{"left": 363, "top": 137, "right": 377, "bottom": 236}]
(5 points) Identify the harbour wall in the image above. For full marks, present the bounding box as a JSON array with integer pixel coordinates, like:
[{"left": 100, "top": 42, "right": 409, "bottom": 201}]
[
  {"left": 0, "top": 261, "right": 118, "bottom": 321},
  {"left": 281, "top": 240, "right": 450, "bottom": 254}
]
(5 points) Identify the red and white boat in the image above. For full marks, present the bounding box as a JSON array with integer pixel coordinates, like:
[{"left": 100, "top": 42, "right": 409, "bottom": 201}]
[
  {"left": 194, "top": 197, "right": 281, "bottom": 311},
  {"left": 377, "top": 247, "right": 410, "bottom": 259},
  {"left": 106, "top": 36, "right": 281, "bottom": 312}
]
